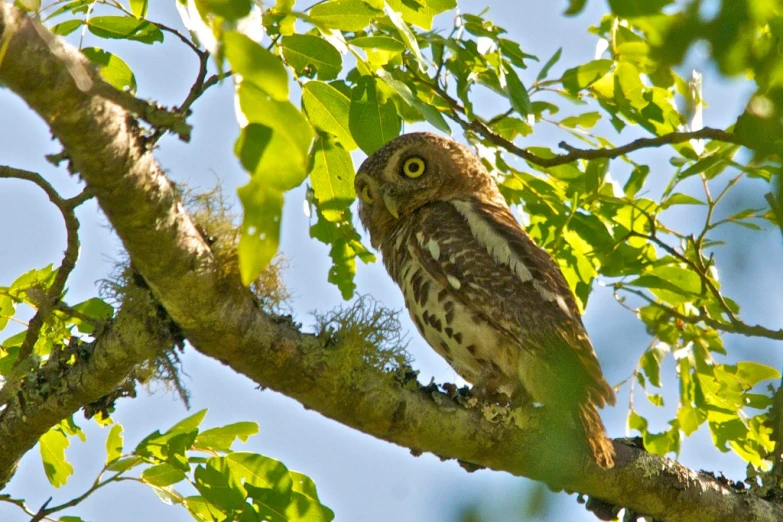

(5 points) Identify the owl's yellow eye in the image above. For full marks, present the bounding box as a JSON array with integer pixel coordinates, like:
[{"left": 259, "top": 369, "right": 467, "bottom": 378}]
[
  {"left": 401, "top": 156, "right": 426, "bottom": 178},
  {"left": 360, "top": 184, "right": 373, "bottom": 204}
]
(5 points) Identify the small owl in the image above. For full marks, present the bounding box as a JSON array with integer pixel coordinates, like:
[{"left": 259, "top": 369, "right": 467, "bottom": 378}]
[{"left": 355, "top": 132, "right": 616, "bottom": 469}]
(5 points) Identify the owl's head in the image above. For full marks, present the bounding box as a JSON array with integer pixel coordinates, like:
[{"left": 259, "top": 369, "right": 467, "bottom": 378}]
[{"left": 355, "top": 132, "right": 502, "bottom": 248}]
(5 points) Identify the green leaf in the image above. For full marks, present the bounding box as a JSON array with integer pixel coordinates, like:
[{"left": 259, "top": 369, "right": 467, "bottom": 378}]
[
  {"left": 624, "top": 164, "right": 649, "bottom": 197},
  {"left": 168, "top": 409, "right": 208, "bottom": 434},
  {"left": 236, "top": 84, "right": 315, "bottom": 189},
  {"left": 564, "top": 0, "right": 587, "bottom": 15},
  {"left": 309, "top": 0, "right": 382, "bottom": 31},
  {"left": 238, "top": 180, "right": 284, "bottom": 285},
  {"left": 0, "top": 294, "right": 14, "bottom": 331},
  {"left": 661, "top": 193, "right": 706, "bottom": 209},
  {"left": 194, "top": 462, "right": 246, "bottom": 512},
  {"left": 737, "top": 362, "right": 781, "bottom": 388},
  {"left": 310, "top": 207, "right": 374, "bottom": 299},
  {"left": 40, "top": 427, "right": 74, "bottom": 488},
  {"left": 225, "top": 31, "right": 289, "bottom": 101},
  {"left": 536, "top": 47, "right": 562, "bottom": 82},
  {"left": 52, "top": 19, "right": 82, "bottom": 36},
  {"left": 385, "top": 0, "right": 453, "bottom": 30},
  {"left": 350, "top": 36, "right": 406, "bottom": 52},
  {"left": 491, "top": 116, "right": 532, "bottom": 140},
  {"left": 224, "top": 452, "right": 292, "bottom": 495},
  {"left": 640, "top": 343, "right": 668, "bottom": 388},
  {"left": 644, "top": 426, "right": 680, "bottom": 457},
  {"left": 385, "top": 4, "right": 427, "bottom": 72},
  {"left": 107, "top": 456, "right": 142, "bottom": 473},
  {"left": 184, "top": 496, "right": 227, "bottom": 522},
  {"left": 310, "top": 134, "right": 355, "bottom": 222},
  {"left": 289, "top": 471, "right": 321, "bottom": 500},
  {"left": 16, "top": 0, "right": 41, "bottom": 11},
  {"left": 58, "top": 517, "right": 85, "bottom": 522},
  {"left": 142, "top": 463, "right": 188, "bottom": 487},
  {"left": 87, "top": 16, "right": 164, "bottom": 44},
  {"left": 10, "top": 264, "right": 57, "bottom": 300},
  {"left": 250, "top": 487, "right": 335, "bottom": 522},
  {"left": 562, "top": 59, "right": 612, "bottom": 93},
  {"left": 282, "top": 34, "right": 342, "bottom": 81},
  {"left": 72, "top": 297, "right": 114, "bottom": 320},
  {"left": 349, "top": 76, "right": 401, "bottom": 154},
  {"left": 677, "top": 405, "right": 706, "bottom": 436},
  {"left": 194, "top": 422, "right": 260, "bottom": 452},
  {"left": 628, "top": 410, "right": 647, "bottom": 432},
  {"left": 376, "top": 70, "right": 450, "bottom": 133},
  {"left": 196, "top": 0, "right": 252, "bottom": 20},
  {"left": 560, "top": 112, "right": 600, "bottom": 129},
  {"left": 628, "top": 265, "right": 702, "bottom": 305},
  {"left": 130, "top": 0, "right": 148, "bottom": 18},
  {"left": 82, "top": 47, "right": 137, "bottom": 93},
  {"left": 71, "top": 296, "right": 114, "bottom": 334},
  {"left": 303, "top": 81, "right": 357, "bottom": 150},
  {"left": 503, "top": 66, "right": 531, "bottom": 117},
  {"left": 608, "top": 0, "right": 673, "bottom": 17},
  {"left": 105, "top": 424, "right": 123, "bottom": 464}
]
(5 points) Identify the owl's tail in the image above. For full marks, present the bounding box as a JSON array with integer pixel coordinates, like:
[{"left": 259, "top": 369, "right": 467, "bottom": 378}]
[{"left": 578, "top": 402, "right": 615, "bottom": 469}]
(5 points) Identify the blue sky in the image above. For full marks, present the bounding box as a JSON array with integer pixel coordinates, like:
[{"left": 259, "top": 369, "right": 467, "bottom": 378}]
[{"left": 1, "top": 1, "right": 782, "bottom": 520}]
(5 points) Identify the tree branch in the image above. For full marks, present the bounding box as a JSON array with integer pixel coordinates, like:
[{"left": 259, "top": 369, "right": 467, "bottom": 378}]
[
  {"left": 416, "top": 73, "right": 743, "bottom": 167},
  {"left": 0, "top": 166, "right": 82, "bottom": 403},
  {"left": 0, "top": 288, "right": 169, "bottom": 489},
  {"left": 1, "top": 5, "right": 781, "bottom": 521}
]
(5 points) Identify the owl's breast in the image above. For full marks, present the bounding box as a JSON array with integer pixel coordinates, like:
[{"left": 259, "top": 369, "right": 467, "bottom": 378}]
[{"left": 383, "top": 226, "right": 518, "bottom": 394}]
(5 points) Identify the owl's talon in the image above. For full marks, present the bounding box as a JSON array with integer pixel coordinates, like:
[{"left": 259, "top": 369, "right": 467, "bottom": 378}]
[{"left": 469, "top": 385, "right": 512, "bottom": 407}]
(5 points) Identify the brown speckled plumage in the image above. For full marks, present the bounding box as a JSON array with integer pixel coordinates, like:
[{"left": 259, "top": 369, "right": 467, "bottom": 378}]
[{"left": 355, "top": 132, "right": 615, "bottom": 469}]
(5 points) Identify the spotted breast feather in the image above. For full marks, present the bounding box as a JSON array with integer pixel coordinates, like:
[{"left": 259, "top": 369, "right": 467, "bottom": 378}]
[{"left": 381, "top": 197, "right": 616, "bottom": 468}]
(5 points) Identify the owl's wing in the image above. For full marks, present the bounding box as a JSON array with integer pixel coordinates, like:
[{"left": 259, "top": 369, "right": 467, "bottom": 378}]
[{"left": 407, "top": 198, "right": 615, "bottom": 408}]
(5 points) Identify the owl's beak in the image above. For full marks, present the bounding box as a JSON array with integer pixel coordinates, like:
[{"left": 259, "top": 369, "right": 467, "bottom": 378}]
[{"left": 382, "top": 192, "right": 400, "bottom": 219}]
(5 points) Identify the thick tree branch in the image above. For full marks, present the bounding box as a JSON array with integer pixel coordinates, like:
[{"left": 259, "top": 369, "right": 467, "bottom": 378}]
[
  {"left": 1, "top": 5, "right": 781, "bottom": 521},
  {"left": 0, "top": 291, "right": 169, "bottom": 489}
]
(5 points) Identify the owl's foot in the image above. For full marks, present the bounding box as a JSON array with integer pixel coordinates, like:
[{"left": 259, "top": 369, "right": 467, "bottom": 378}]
[
  {"left": 469, "top": 385, "right": 512, "bottom": 407},
  {"left": 509, "top": 387, "right": 534, "bottom": 408}
]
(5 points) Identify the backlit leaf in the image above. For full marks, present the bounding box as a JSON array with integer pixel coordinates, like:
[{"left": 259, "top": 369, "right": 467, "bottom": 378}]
[
  {"left": 225, "top": 31, "right": 289, "bottom": 100},
  {"left": 130, "top": 0, "right": 148, "bottom": 18},
  {"left": 737, "top": 362, "right": 780, "bottom": 388},
  {"left": 238, "top": 180, "right": 284, "bottom": 285},
  {"left": 309, "top": 0, "right": 382, "bottom": 31},
  {"left": 87, "top": 16, "right": 163, "bottom": 44},
  {"left": 309, "top": 134, "right": 355, "bottom": 222},
  {"left": 349, "top": 76, "right": 401, "bottom": 154},
  {"left": 303, "top": 81, "right": 357, "bottom": 150},
  {"left": 282, "top": 35, "right": 342, "bottom": 81},
  {"left": 40, "top": 427, "right": 74, "bottom": 488},
  {"left": 142, "top": 463, "right": 188, "bottom": 487},
  {"left": 195, "top": 422, "right": 259, "bottom": 452},
  {"left": 105, "top": 424, "right": 123, "bottom": 464},
  {"left": 562, "top": 59, "right": 612, "bottom": 93},
  {"left": 196, "top": 0, "right": 252, "bottom": 20}
]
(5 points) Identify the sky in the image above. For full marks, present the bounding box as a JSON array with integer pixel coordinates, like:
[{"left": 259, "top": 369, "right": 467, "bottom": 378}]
[{"left": 1, "top": 1, "right": 782, "bottom": 521}]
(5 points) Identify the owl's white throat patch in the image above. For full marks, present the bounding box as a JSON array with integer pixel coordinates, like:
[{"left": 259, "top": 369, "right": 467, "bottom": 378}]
[{"left": 450, "top": 200, "right": 533, "bottom": 283}]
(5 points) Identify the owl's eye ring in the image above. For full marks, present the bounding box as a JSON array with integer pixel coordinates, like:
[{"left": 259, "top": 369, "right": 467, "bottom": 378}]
[
  {"left": 360, "top": 184, "right": 374, "bottom": 205},
  {"left": 401, "top": 156, "right": 426, "bottom": 178}
]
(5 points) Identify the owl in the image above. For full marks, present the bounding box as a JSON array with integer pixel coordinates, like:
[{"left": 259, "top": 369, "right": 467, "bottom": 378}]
[{"left": 355, "top": 132, "right": 616, "bottom": 469}]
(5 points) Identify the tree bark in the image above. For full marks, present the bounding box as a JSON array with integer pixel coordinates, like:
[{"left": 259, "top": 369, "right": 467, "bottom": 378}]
[{"left": 0, "top": 5, "right": 780, "bottom": 521}]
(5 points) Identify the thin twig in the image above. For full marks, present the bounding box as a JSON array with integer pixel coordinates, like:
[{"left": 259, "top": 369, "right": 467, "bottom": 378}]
[
  {"left": 0, "top": 166, "right": 85, "bottom": 412},
  {"left": 617, "top": 285, "right": 783, "bottom": 341},
  {"left": 412, "top": 71, "right": 744, "bottom": 168},
  {"left": 633, "top": 231, "right": 740, "bottom": 324}
]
